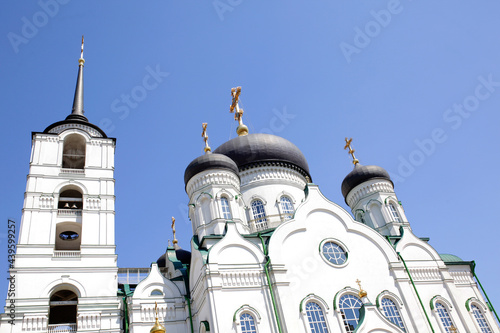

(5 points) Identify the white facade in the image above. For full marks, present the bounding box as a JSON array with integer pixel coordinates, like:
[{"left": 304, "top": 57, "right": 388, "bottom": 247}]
[{"left": 1, "top": 54, "right": 498, "bottom": 333}]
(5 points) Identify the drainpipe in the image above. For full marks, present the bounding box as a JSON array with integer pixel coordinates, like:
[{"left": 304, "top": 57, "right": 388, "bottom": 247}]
[
  {"left": 185, "top": 296, "right": 194, "bottom": 333},
  {"left": 258, "top": 233, "right": 284, "bottom": 333},
  {"left": 471, "top": 261, "right": 500, "bottom": 324},
  {"left": 398, "top": 252, "right": 435, "bottom": 333},
  {"left": 122, "top": 296, "right": 129, "bottom": 333}
]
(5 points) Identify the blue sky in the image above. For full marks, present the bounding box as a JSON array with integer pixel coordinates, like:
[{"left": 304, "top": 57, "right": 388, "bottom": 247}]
[{"left": 1, "top": 1, "right": 499, "bottom": 313}]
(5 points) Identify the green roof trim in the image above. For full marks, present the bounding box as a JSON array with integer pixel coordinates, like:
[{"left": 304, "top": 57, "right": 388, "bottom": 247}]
[
  {"left": 354, "top": 305, "right": 366, "bottom": 333},
  {"left": 439, "top": 253, "right": 463, "bottom": 262},
  {"left": 333, "top": 286, "right": 354, "bottom": 310},
  {"left": 200, "top": 320, "right": 210, "bottom": 331},
  {"left": 232, "top": 305, "right": 260, "bottom": 322},
  {"left": 299, "top": 294, "right": 328, "bottom": 313}
]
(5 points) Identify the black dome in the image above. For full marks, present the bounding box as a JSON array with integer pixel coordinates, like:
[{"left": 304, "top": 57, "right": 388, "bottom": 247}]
[
  {"left": 157, "top": 253, "right": 166, "bottom": 268},
  {"left": 213, "top": 133, "right": 311, "bottom": 179},
  {"left": 176, "top": 248, "right": 192, "bottom": 265},
  {"left": 341, "top": 164, "right": 393, "bottom": 199},
  {"left": 184, "top": 153, "right": 239, "bottom": 186}
]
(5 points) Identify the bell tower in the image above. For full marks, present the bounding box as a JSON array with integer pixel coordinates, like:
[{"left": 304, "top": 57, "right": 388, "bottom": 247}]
[{"left": 0, "top": 38, "right": 121, "bottom": 332}]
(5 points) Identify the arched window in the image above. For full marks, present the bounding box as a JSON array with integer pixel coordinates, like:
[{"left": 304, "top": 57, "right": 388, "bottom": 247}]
[
  {"left": 251, "top": 200, "right": 267, "bottom": 231},
  {"left": 435, "top": 302, "right": 455, "bottom": 332},
  {"left": 239, "top": 313, "right": 257, "bottom": 333},
  {"left": 305, "top": 302, "right": 329, "bottom": 333},
  {"left": 380, "top": 298, "right": 406, "bottom": 331},
  {"left": 471, "top": 304, "right": 492, "bottom": 333},
  {"left": 55, "top": 222, "right": 81, "bottom": 251},
  {"left": 49, "top": 290, "right": 77, "bottom": 332},
  {"left": 339, "top": 294, "right": 362, "bottom": 333},
  {"left": 62, "top": 134, "right": 86, "bottom": 169},
  {"left": 58, "top": 189, "right": 83, "bottom": 210},
  {"left": 388, "top": 203, "right": 402, "bottom": 222},
  {"left": 150, "top": 289, "right": 163, "bottom": 296},
  {"left": 280, "top": 196, "right": 294, "bottom": 220},
  {"left": 221, "top": 197, "right": 232, "bottom": 220}
]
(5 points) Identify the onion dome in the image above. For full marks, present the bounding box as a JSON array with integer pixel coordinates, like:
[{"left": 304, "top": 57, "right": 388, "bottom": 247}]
[
  {"left": 175, "top": 248, "right": 192, "bottom": 265},
  {"left": 341, "top": 164, "right": 393, "bottom": 199},
  {"left": 213, "top": 133, "right": 311, "bottom": 180},
  {"left": 184, "top": 152, "right": 239, "bottom": 186},
  {"left": 156, "top": 253, "right": 166, "bottom": 268}
]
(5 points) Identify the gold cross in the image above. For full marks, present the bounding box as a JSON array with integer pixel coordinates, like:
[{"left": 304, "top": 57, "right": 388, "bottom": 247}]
[
  {"left": 80, "top": 35, "right": 84, "bottom": 59},
  {"left": 171, "top": 216, "right": 177, "bottom": 245},
  {"left": 356, "top": 279, "right": 367, "bottom": 298},
  {"left": 154, "top": 302, "right": 158, "bottom": 319},
  {"left": 449, "top": 325, "right": 457, "bottom": 332},
  {"left": 230, "top": 86, "right": 244, "bottom": 125},
  {"left": 201, "top": 123, "right": 211, "bottom": 153},
  {"left": 344, "top": 137, "right": 359, "bottom": 165}
]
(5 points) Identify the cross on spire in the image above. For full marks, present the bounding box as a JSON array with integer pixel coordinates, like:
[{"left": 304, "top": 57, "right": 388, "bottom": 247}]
[
  {"left": 80, "top": 35, "right": 84, "bottom": 61},
  {"left": 344, "top": 137, "right": 359, "bottom": 165},
  {"left": 171, "top": 216, "right": 178, "bottom": 245},
  {"left": 201, "top": 123, "right": 211, "bottom": 153},
  {"left": 229, "top": 86, "right": 248, "bottom": 136},
  {"left": 356, "top": 279, "right": 368, "bottom": 298}
]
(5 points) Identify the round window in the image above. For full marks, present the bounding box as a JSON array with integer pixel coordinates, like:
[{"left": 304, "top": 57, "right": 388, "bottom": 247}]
[
  {"left": 322, "top": 241, "right": 347, "bottom": 265},
  {"left": 59, "top": 231, "right": 79, "bottom": 240}
]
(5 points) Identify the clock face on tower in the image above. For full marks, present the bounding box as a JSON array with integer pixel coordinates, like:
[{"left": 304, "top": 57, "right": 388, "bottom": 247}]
[{"left": 321, "top": 241, "right": 347, "bottom": 266}]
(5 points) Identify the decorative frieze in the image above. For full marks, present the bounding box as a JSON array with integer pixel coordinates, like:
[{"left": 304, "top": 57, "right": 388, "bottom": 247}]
[
  {"left": 346, "top": 181, "right": 394, "bottom": 207},
  {"left": 39, "top": 195, "right": 54, "bottom": 209},
  {"left": 186, "top": 171, "right": 240, "bottom": 198},
  {"left": 86, "top": 197, "right": 101, "bottom": 210},
  {"left": 449, "top": 270, "right": 474, "bottom": 285},
  {"left": 220, "top": 270, "right": 264, "bottom": 288},
  {"left": 408, "top": 267, "right": 442, "bottom": 281},
  {"left": 78, "top": 312, "right": 101, "bottom": 330},
  {"left": 48, "top": 124, "right": 103, "bottom": 137},
  {"left": 22, "top": 314, "right": 47, "bottom": 331},
  {"left": 240, "top": 164, "right": 306, "bottom": 188},
  {"left": 141, "top": 303, "right": 174, "bottom": 321}
]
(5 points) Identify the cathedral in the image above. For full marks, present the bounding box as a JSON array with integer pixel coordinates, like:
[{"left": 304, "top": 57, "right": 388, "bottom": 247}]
[{"left": 1, "top": 43, "right": 499, "bottom": 333}]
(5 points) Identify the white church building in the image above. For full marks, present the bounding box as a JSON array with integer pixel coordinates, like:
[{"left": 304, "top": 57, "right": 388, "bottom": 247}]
[{"left": 1, "top": 46, "right": 499, "bottom": 333}]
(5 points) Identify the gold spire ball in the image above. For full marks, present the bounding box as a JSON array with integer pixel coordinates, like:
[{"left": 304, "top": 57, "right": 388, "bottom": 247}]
[
  {"left": 201, "top": 123, "right": 211, "bottom": 153},
  {"left": 150, "top": 302, "right": 166, "bottom": 333},
  {"left": 229, "top": 86, "right": 248, "bottom": 136},
  {"left": 344, "top": 138, "right": 359, "bottom": 165},
  {"left": 79, "top": 35, "right": 85, "bottom": 66},
  {"left": 356, "top": 279, "right": 368, "bottom": 298}
]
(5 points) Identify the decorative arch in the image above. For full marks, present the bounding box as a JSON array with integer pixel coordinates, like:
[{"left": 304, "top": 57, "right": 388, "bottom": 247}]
[
  {"left": 54, "top": 182, "right": 88, "bottom": 196},
  {"left": 233, "top": 305, "right": 261, "bottom": 323},
  {"left": 249, "top": 194, "right": 267, "bottom": 205},
  {"left": 42, "top": 280, "right": 86, "bottom": 299},
  {"left": 376, "top": 291, "right": 407, "bottom": 332},
  {"left": 334, "top": 288, "right": 364, "bottom": 333},
  {"left": 333, "top": 287, "right": 363, "bottom": 311},
  {"left": 300, "top": 295, "right": 331, "bottom": 333},
  {"left": 466, "top": 297, "right": 493, "bottom": 333},
  {"left": 62, "top": 133, "right": 87, "bottom": 169},
  {"left": 275, "top": 191, "right": 296, "bottom": 204},
  {"left": 215, "top": 189, "right": 235, "bottom": 200},
  {"left": 366, "top": 200, "right": 384, "bottom": 229},
  {"left": 300, "top": 294, "right": 330, "bottom": 313},
  {"left": 234, "top": 305, "right": 261, "bottom": 333},
  {"left": 430, "top": 296, "right": 457, "bottom": 332}
]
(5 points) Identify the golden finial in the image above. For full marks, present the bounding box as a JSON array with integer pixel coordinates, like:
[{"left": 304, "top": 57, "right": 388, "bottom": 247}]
[
  {"left": 171, "top": 217, "right": 177, "bottom": 245},
  {"left": 229, "top": 86, "right": 248, "bottom": 136},
  {"left": 150, "top": 302, "right": 166, "bottom": 333},
  {"left": 201, "top": 123, "right": 211, "bottom": 153},
  {"left": 79, "top": 35, "right": 85, "bottom": 66},
  {"left": 344, "top": 138, "right": 359, "bottom": 165},
  {"left": 449, "top": 325, "right": 457, "bottom": 332},
  {"left": 356, "top": 279, "right": 367, "bottom": 298}
]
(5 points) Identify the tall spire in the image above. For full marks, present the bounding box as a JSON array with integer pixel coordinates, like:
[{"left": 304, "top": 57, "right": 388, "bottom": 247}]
[
  {"left": 229, "top": 86, "right": 248, "bottom": 136},
  {"left": 66, "top": 35, "right": 88, "bottom": 122}
]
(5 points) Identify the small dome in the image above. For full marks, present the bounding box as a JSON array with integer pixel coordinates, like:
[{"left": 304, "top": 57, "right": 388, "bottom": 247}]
[
  {"left": 214, "top": 133, "right": 311, "bottom": 180},
  {"left": 176, "top": 248, "right": 192, "bottom": 265},
  {"left": 439, "top": 253, "right": 464, "bottom": 263},
  {"left": 156, "top": 253, "right": 166, "bottom": 268},
  {"left": 184, "top": 153, "right": 239, "bottom": 186},
  {"left": 341, "top": 164, "right": 393, "bottom": 199}
]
